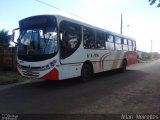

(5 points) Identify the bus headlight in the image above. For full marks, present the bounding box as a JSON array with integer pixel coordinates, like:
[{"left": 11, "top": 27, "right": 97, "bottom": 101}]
[
  {"left": 41, "top": 65, "right": 50, "bottom": 70},
  {"left": 50, "top": 60, "right": 57, "bottom": 67},
  {"left": 40, "top": 60, "right": 56, "bottom": 70}
]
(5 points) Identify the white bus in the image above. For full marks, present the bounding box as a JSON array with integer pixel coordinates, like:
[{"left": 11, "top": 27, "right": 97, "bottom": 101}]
[{"left": 12, "top": 15, "right": 137, "bottom": 82}]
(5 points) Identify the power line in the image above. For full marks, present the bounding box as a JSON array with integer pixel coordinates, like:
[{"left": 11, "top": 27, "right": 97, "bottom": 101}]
[
  {"left": 34, "top": 0, "right": 82, "bottom": 19},
  {"left": 34, "top": 0, "right": 61, "bottom": 11}
]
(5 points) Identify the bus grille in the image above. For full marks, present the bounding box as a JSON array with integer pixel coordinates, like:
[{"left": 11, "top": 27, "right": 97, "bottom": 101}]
[
  {"left": 18, "top": 65, "right": 42, "bottom": 71},
  {"left": 22, "top": 70, "right": 39, "bottom": 77}
]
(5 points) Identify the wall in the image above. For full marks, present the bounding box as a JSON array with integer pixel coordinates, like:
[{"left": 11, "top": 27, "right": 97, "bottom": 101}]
[{"left": 0, "top": 47, "right": 16, "bottom": 71}]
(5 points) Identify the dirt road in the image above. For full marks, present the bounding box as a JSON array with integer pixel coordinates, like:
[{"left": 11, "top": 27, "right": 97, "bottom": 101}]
[{"left": 0, "top": 60, "right": 160, "bottom": 119}]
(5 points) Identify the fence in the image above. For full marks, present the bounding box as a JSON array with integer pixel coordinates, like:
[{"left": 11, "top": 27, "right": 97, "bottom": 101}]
[{"left": 0, "top": 47, "right": 16, "bottom": 71}]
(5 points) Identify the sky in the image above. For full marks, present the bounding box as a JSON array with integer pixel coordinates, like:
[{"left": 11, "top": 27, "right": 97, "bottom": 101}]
[{"left": 0, "top": 0, "right": 160, "bottom": 52}]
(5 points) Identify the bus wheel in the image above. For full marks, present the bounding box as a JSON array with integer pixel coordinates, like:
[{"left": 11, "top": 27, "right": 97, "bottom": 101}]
[
  {"left": 81, "top": 63, "right": 93, "bottom": 82},
  {"left": 119, "top": 60, "right": 127, "bottom": 73}
]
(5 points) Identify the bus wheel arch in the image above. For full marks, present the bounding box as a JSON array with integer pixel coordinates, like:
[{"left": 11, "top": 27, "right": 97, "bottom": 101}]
[{"left": 81, "top": 61, "right": 93, "bottom": 82}]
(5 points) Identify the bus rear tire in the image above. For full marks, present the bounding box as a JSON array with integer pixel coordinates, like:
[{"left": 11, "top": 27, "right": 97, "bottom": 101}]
[
  {"left": 81, "top": 63, "right": 93, "bottom": 82},
  {"left": 119, "top": 60, "right": 127, "bottom": 73}
]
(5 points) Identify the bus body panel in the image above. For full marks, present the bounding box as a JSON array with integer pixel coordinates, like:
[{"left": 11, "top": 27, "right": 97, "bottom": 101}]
[
  {"left": 16, "top": 54, "right": 60, "bottom": 80},
  {"left": 60, "top": 63, "right": 82, "bottom": 80},
  {"left": 124, "top": 51, "right": 137, "bottom": 65}
]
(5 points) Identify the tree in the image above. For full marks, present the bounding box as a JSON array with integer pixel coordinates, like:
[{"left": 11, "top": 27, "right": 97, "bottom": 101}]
[
  {"left": 149, "top": 0, "right": 160, "bottom": 7},
  {"left": 0, "top": 29, "right": 11, "bottom": 47}
]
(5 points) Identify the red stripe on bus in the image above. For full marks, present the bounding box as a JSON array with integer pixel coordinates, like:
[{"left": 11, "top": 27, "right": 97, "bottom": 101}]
[
  {"left": 99, "top": 53, "right": 111, "bottom": 70},
  {"left": 101, "top": 54, "right": 111, "bottom": 70},
  {"left": 41, "top": 68, "right": 59, "bottom": 80}
]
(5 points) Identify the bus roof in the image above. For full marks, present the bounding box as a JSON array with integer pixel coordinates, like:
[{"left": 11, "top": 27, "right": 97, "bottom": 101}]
[
  {"left": 20, "top": 14, "right": 136, "bottom": 41},
  {"left": 54, "top": 14, "right": 135, "bottom": 41}
]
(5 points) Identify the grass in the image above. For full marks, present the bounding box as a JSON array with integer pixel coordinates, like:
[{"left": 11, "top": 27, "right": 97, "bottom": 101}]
[{"left": 0, "top": 75, "right": 21, "bottom": 84}]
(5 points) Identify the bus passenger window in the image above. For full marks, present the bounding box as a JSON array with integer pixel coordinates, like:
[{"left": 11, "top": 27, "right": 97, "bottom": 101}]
[
  {"left": 67, "top": 33, "right": 79, "bottom": 49},
  {"left": 133, "top": 41, "right": 136, "bottom": 51},
  {"left": 83, "top": 27, "right": 95, "bottom": 49},
  {"left": 96, "top": 30, "right": 105, "bottom": 49},
  {"left": 59, "top": 21, "right": 81, "bottom": 59},
  {"left": 115, "top": 36, "right": 122, "bottom": 50},
  {"left": 61, "top": 32, "right": 81, "bottom": 55},
  {"left": 105, "top": 34, "right": 115, "bottom": 50},
  {"left": 122, "top": 38, "right": 128, "bottom": 51},
  {"left": 128, "top": 40, "right": 133, "bottom": 51},
  {"left": 60, "top": 31, "right": 68, "bottom": 49}
]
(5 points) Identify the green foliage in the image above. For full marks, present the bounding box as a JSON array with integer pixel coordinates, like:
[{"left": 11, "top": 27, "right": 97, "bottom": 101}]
[
  {"left": 0, "top": 29, "right": 11, "bottom": 47},
  {"left": 149, "top": 0, "right": 160, "bottom": 7},
  {"left": 0, "top": 75, "right": 21, "bottom": 84}
]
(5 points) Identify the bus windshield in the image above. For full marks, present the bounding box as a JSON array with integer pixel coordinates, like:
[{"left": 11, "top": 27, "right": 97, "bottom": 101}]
[{"left": 18, "top": 27, "right": 58, "bottom": 55}]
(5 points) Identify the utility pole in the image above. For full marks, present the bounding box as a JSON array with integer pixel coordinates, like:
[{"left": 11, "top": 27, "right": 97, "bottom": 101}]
[
  {"left": 151, "top": 40, "right": 153, "bottom": 59},
  {"left": 120, "top": 13, "right": 123, "bottom": 35},
  {"left": 151, "top": 40, "right": 152, "bottom": 52}
]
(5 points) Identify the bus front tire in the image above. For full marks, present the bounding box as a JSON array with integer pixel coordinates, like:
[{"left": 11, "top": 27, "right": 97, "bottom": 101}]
[{"left": 81, "top": 63, "right": 93, "bottom": 82}]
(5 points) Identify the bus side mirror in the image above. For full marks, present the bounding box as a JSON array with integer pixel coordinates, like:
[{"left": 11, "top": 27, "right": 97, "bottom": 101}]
[{"left": 11, "top": 28, "right": 19, "bottom": 44}]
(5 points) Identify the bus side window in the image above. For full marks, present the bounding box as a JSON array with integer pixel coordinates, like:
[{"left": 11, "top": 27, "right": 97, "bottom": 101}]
[
  {"left": 59, "top": 20, "right": 82, "bottom": 59},
  {"left": 105, "top": 34, "right": 115, "bottom": 50},
  {"left": 83, "top": 27, "right": 95, "bottom": 49},
  {"left": 133, "top": 41, "right": 136, "bottom": 51},
  {"left": 114, "top": 36, "right": 122, "bottom": 50},
  {"left": 67, "top": 33, "right": 80, "bottom": 49},
  {"left": 128, "top": 40, "right": 133, "bottom": 51},
  {"left": 60, "top": 31, "right": 67, "bottom": 49},
  {"left": 96, "top": 30, "right": 105, "bottom": 49},
  {"left": 122, "top": 38, "right": 128, "bottom": 51}
]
